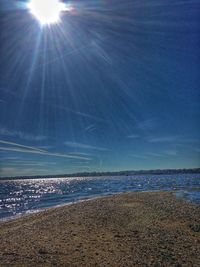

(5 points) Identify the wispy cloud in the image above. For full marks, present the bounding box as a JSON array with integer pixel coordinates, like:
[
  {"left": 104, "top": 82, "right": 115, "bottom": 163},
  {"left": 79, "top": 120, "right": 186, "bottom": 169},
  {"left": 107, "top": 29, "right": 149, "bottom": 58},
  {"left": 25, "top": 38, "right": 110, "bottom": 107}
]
[
  {"left": 0, "top": 126, "right": 47, "bottom": 141},
  {"left": 30, "top": 42, "right": 95, "bottom": 72},
  {"left": 1, "top": 156, "right": 22, "bottom": 160},
  {"left": 148, "top": 136, "right": 177, "bottom": 143},
  {"left": 127, "top": 134, "right": 140, "bottom": 139},
  {"left": 50, "top": 104, "right": 107, "bottom": 124},
  {"left": 145, "top": 152, "right": 165, "bottom": 158},
  {"left": 0, "top": 140, "right": 46, "bottom": 152},
  {"left": 3, "top": 159, "right": 57, "bottom": 166},
  {"left": 164, "top": 150, "right": 177, "bottom": 156},
  {"left": 137, "top": 118, "right": 156, "bottom": 131},
  {"left": 148, "top": 135, "right": 200, "bottom": 144},
  {"left": 0, "top": 140, "right": 91, "bottom": 160},
  {"left": 68, "top": 152, "right": 93, "bottom": 156},
  {"left": 180, "top": 138, "right": 200, "bottom": 143},
  {"left": 85, "top": 124, "right": 96, "bottom": 133},
  {"left": 64, "top": 141, "right": 110, "bottom": 151},
  {"left": 38, "top": 146, "right": 54, "bottom": 150},
  {"left": 4, "top": 163, "right": 48, "bottom": 167},
  {"left": 130, "top": 154, "right": 147, "bottom": 160},
  {"left": 0, "top": 146, "right": 91, "bottom": 160},
  {"left": 69, "top": 160, "right": 91, "bottom": 165},
  {"left": 130, "top": 150, "right": 178, "bottom": 160}
]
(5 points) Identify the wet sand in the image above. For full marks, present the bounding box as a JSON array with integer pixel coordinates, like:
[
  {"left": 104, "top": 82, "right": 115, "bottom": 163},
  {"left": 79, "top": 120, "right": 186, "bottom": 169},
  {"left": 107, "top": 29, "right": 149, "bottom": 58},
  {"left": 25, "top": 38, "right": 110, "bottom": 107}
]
[{"left": 0, "top": 191, "right": 199, "bottom": 266}]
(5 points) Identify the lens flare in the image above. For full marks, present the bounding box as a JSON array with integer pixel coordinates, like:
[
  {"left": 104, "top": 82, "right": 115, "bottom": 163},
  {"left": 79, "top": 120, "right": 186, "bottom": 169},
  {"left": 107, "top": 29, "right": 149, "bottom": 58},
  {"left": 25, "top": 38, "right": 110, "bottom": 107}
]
[{"left": 28, "top": 0, "right": 66, "bottom": 25}]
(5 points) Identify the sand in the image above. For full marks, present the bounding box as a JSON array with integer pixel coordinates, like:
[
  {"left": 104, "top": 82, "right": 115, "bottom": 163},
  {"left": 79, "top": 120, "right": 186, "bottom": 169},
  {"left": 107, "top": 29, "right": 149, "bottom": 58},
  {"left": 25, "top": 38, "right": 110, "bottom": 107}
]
[{"left": 0, "top": 191, "right": 199, "bottom": 266}]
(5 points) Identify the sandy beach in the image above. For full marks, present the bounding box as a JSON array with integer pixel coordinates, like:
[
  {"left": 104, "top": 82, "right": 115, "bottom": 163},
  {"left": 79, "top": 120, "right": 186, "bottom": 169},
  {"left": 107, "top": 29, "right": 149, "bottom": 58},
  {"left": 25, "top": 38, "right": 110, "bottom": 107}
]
[{"left": 0, "top": 191, "right": 199, "bottom": 266}]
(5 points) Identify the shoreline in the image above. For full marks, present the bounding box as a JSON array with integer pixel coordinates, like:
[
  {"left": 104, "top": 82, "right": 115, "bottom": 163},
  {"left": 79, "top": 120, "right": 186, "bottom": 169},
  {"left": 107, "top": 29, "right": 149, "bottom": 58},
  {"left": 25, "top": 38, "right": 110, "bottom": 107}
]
[
  {"left": 1, "top": 188, "right": 198, "bottom": 224},
  {"left": 0, "top": 191, "right": 199, "bottom": 266}
]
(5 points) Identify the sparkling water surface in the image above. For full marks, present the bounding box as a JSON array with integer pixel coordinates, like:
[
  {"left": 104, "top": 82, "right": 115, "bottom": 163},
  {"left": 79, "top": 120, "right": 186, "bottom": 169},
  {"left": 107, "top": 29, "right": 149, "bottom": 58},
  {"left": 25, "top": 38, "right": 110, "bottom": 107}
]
[{"left": 0, "top": 173, "right": 199, "bottom": 221}]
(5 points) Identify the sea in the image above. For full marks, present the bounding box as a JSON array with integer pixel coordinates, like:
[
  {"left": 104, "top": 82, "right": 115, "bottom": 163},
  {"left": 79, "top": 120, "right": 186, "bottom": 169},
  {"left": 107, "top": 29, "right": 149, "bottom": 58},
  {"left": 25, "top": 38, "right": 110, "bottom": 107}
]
[{"left": 0, "top": 173, "right": 199, "bottom": 221}]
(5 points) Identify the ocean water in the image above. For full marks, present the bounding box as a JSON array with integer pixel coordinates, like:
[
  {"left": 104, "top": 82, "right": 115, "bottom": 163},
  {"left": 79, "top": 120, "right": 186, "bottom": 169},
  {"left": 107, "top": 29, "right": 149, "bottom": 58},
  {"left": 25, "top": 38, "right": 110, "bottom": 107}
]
[{"left": 0, "top": 173, "right": 199, "bottom": 221}]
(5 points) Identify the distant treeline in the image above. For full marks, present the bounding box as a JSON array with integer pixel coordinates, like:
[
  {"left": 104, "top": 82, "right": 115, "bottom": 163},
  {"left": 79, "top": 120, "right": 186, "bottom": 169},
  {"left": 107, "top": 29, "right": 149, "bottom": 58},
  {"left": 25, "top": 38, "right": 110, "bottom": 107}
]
[{"left": 0, "top": 168, "right": 200, "bottom": 180}]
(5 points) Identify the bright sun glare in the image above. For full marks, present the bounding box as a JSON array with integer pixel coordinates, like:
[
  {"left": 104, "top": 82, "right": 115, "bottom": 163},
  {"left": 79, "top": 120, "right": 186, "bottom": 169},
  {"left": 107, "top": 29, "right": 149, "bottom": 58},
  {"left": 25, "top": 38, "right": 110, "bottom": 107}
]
[{"left": 28, "top": 0, "right": 66, "bottom": 25}]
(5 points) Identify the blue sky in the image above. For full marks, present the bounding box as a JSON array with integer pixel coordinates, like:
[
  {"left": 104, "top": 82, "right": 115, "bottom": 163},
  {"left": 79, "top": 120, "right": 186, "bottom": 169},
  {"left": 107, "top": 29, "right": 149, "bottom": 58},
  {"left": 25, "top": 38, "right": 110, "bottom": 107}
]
[{"left": 0, "top": 0, "right": 200, "bottom": 177}]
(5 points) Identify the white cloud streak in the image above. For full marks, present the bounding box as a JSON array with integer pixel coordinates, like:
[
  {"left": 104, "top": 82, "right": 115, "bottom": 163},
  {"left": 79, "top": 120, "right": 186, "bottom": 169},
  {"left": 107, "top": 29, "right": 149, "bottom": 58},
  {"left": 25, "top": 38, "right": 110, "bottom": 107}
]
[
  {"left": 0, "top": 140, "right": 91, "bottom": 160},
  {"left": 52, "top": 104, "right": 107, "bottom": 123},
  {"left": 64, "top": 141, "right": 110, "bottom": 151},
  {"left": 145, "top": 152, "right": 165, "bottom": 157},
  {"left": 0, "top": 140, "right": 46, "bottom": 152},
  {"left": 85, "top": 124, "right": 96, "bottom": 133},
  {"left": 164, "top": 150, "right": 177, "bottom": 156},
  {"left": 0, "top": 126, "right": 47, "bottom": 141},
  {"left": 148, "top": 136, "right": 177, "bottom": 143},
  {"left": 127, "top": 134, "right": 140, "bottom": 139},
  {"left": 130, "top": 154, "right": 147, "bottom": 160}
]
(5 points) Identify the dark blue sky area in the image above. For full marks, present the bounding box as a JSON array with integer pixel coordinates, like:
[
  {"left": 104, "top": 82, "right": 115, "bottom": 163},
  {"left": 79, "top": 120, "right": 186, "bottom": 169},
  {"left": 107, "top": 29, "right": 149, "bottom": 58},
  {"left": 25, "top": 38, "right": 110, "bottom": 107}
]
[{"left": 0, "top": 0, "right": 200, "bottom": 177}]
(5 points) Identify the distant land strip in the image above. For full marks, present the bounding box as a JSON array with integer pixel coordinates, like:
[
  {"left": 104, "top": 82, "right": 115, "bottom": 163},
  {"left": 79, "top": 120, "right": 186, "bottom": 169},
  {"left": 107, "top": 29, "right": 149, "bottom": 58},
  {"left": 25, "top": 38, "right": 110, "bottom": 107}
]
[{"left": 0, "top": 168, "right": 200, "bottom": 180}]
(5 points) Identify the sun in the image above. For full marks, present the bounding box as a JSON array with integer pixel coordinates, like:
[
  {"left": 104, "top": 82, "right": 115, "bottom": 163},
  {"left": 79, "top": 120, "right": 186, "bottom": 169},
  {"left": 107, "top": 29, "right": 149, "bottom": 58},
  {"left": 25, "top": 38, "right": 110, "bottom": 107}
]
[{"left": 28, "top": 0, "right": 66, "bottom": 25}]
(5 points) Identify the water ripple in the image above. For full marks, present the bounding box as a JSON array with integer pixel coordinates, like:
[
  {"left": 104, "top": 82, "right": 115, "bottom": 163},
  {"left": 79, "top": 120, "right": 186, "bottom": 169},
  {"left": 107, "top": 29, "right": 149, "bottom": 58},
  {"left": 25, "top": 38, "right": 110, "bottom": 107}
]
[{"left": 0, "top": 173, "right": 199, "bottom": 220}]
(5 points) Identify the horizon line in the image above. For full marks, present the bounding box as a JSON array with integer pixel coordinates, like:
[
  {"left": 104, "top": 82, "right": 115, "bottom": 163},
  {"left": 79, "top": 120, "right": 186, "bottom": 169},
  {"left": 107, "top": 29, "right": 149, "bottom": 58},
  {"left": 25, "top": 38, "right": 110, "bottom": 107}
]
[{"left": 0, "top": 167, "right": 199, "bottom": 179}]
